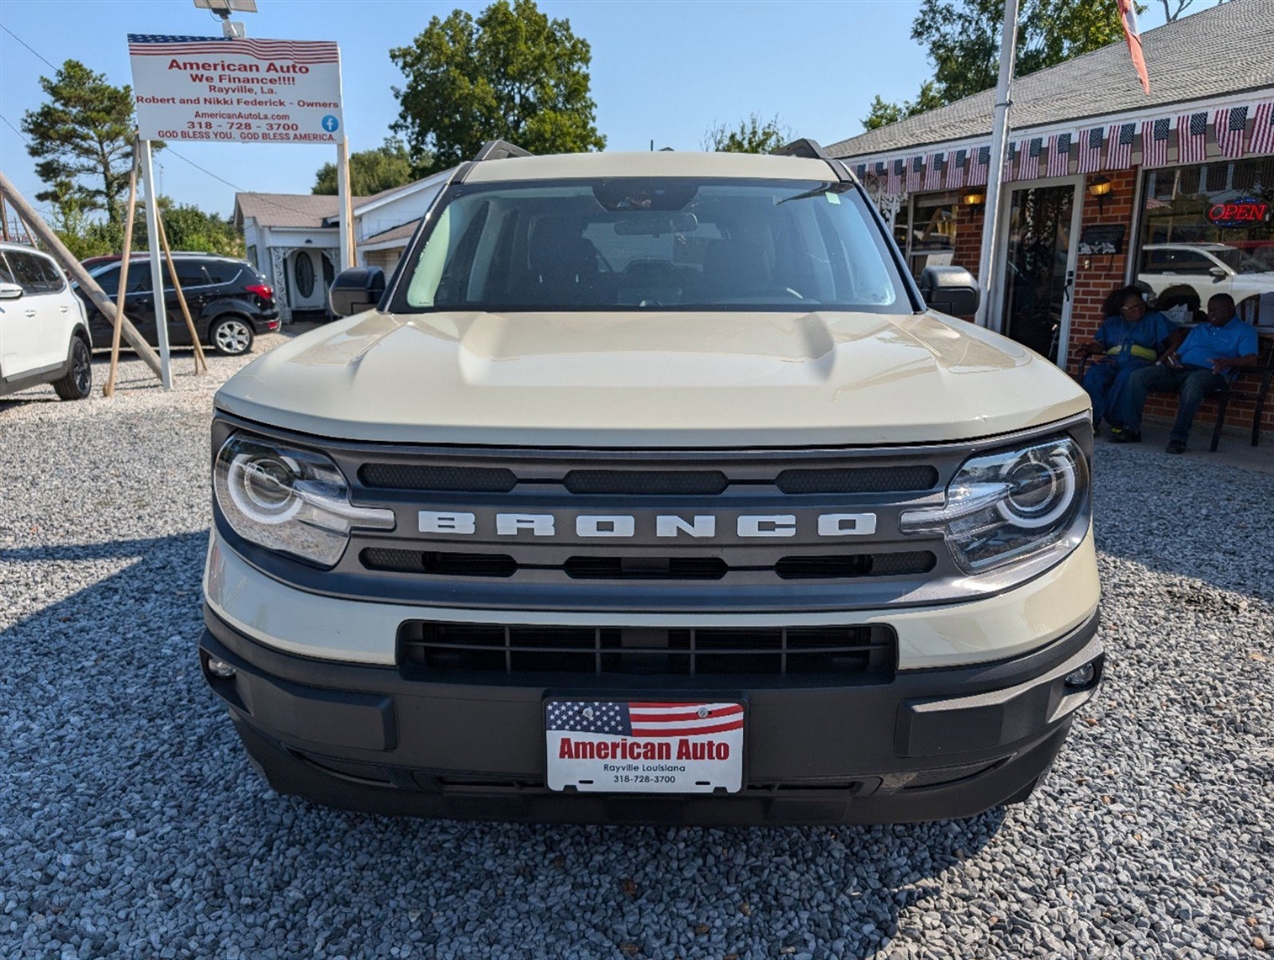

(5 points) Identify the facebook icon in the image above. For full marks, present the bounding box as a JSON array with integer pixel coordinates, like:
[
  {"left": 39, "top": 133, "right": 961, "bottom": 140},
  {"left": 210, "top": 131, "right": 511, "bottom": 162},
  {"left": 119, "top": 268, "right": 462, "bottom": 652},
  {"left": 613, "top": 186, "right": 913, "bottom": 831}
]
[{"left": 322, "top": 115, "right": 340, "bottom": 133}]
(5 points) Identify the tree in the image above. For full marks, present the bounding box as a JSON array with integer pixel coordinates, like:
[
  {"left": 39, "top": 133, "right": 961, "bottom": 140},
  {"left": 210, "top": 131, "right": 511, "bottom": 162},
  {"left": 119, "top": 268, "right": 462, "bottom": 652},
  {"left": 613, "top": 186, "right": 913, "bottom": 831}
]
[
  {"left": 861, "top": 82, "right": 944, "bottom": 131},
  {"left": 864, "top": 0, "right": 1129, "bottom": 129},
  {"left": 390, "top": 0, "right": 604, "bottom": 174},
  {"left": 1157, "top": 0, "right": 1230, "bottom": 21},
  {"left": 702, "top": 113, "right": 791, "bottom": 154},
  {"left": 312, "top": 138, "right": 418, "bottom": 196},
  {"left": 22, "top": 59, "right": 145, "bottom": 226}
]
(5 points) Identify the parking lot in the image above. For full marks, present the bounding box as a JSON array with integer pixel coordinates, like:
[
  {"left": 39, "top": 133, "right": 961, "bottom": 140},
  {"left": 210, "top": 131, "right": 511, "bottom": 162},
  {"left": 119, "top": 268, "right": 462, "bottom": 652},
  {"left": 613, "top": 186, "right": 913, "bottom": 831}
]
[{"left": 1, "top": 338, "right": 1271, "bottom": 960}]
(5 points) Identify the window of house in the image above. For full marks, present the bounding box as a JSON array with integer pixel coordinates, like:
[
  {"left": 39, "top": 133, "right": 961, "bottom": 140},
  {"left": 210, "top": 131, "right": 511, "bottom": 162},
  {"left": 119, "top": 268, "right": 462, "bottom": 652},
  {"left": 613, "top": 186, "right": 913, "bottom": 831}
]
[{"left": 906, "top": 192, "right": 959, "bottom": 280}]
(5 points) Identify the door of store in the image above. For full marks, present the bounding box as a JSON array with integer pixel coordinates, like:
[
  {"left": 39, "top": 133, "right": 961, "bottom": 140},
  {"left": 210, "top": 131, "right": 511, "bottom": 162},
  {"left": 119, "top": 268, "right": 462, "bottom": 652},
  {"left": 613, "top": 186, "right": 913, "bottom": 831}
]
[{"left": 996, "top": 179, "right": 1083, "bottom": 366}]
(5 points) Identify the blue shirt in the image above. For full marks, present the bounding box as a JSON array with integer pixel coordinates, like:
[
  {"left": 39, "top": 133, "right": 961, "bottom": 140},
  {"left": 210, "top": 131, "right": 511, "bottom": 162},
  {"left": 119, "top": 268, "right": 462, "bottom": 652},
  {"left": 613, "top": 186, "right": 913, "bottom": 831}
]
[
  {"left": 1177, "top": 317, "right": 1260, "bottom": 371},
  {"left": 1095, "top": 311, "right": 1176, "bottom": 364}
]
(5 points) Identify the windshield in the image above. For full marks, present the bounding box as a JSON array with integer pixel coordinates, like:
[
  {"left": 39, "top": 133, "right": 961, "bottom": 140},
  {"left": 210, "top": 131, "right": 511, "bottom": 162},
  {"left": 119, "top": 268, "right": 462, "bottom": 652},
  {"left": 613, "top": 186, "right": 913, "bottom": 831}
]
[
  {"left": 1209, "top": 247, "right": 1271, "bottom": 274},
  {"left": 393, "top": 178, "right": 910, "bottom": 313}
]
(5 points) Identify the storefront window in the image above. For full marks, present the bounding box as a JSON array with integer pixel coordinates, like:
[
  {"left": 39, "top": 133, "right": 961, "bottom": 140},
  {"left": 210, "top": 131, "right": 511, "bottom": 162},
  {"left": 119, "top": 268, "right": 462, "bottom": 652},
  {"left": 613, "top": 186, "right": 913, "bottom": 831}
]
[
  {"left": 1136, "top": 158, "right": 1274, "bottom": 328},
  {"left": 906, "top": 192, "right": 959, "bottom": 280}
]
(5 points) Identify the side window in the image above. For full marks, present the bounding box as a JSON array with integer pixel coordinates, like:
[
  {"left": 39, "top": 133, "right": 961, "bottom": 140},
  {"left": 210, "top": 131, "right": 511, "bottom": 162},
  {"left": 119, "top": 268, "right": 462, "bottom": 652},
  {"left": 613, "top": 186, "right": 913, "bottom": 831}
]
[
  {"left": 34, "top": 255, "right": 66, "bottom": 293},
  {"left": 92, "top": 265, "right": 122, "bottom": 296},
  {"left": 203, "top": 261, "right": 239, "bottom": 285},
  {"left": 0, "top": 253, "right": 16, "bottom": 286},
  {"left": 1141, "top": 249, "right": 1169, "bottom": 274},
  {"left": 126, "top": 268, "right": 151, "bottom": 294},
  {"left": 166, "top": 262, "right": 210, "bottom": 289},
  {"left": 7, "top": 251, "right": 48, "bottom": 294},
  {"left": 1165, "top": 249, "right": 1214, "bottom": 275}
]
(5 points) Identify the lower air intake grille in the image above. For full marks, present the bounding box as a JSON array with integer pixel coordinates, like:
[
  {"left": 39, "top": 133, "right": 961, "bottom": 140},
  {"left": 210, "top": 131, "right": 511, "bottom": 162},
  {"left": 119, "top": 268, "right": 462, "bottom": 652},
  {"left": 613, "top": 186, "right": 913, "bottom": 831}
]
[{"left": 398, "top": 622, "right": 896, "bottom": 679}]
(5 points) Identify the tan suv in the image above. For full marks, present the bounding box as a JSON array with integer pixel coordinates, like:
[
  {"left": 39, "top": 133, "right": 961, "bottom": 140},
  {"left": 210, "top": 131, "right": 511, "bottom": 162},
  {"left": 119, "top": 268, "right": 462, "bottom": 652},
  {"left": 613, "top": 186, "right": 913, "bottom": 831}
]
[{"left": 200, "top": 141, "right": 1103, "bottom": 825}]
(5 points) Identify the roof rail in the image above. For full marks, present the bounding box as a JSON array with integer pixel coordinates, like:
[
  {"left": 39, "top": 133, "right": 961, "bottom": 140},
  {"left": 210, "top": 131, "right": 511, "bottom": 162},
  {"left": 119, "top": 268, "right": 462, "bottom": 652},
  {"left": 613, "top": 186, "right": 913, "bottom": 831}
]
[
  {"left": 771, "top": 138, "right": 830, "bottom": 161},
  {"left": 473, "top": 139, "right": 533, "bottom": 161}
]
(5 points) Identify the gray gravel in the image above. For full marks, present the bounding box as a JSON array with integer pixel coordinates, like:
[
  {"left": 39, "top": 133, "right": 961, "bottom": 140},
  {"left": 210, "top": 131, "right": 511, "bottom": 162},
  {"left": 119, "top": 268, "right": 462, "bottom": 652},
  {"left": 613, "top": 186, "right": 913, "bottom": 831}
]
[{"left": 1, "top": 341, "right": 1272, "bottom": 960}]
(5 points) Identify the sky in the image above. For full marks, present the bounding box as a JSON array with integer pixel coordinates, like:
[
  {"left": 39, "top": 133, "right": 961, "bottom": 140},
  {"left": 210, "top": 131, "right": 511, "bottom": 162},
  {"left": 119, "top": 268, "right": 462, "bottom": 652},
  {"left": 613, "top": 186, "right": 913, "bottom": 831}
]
[{"left": 0, "top": 0, "right": 1177, "bottom": 223}]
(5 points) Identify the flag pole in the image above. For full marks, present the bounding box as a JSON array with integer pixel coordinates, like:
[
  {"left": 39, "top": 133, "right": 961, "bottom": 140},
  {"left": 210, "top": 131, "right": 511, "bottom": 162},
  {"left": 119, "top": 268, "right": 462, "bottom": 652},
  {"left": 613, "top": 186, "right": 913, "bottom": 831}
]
[{"left": 975, "top": 0, "right": 1019, "bottom": 328}]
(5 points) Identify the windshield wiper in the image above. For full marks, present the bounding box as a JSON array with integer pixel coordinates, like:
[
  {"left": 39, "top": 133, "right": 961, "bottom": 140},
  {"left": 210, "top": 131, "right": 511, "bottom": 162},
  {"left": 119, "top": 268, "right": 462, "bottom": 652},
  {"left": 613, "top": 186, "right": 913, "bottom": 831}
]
[{"left": 776, "top": 181, "right": 855, "bottom": 206}]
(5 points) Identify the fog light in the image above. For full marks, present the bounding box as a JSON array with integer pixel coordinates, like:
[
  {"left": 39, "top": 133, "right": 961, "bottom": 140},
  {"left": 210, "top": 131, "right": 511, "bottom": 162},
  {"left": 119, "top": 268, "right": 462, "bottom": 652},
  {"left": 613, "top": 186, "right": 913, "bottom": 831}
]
[
  {"left": 1064, "top": 662, "right": 1096, "bottom": 688},
  {"left": 207, "top": 657, "right": 236, "bottom": 679}
]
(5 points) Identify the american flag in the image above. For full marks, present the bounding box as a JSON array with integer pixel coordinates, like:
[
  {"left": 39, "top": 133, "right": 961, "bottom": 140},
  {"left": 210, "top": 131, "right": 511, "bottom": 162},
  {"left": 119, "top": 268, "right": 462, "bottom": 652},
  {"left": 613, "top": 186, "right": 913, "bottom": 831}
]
[
  {"left": 1250, "top": 102, "right": 1274, "bottom": 156},
  {"left": 127, "top": 34, "right": 340, "bottom": 63},
  {"left": 1077, "top": 127, "right": 1105, "bottom": 174},
  {"left": 923, "top": 151, "right": 946, "bottom": 190},
  {"left": 873, "top": 160, "right": 888, "bottom": 184},
  {"left": 1001, "top": 140, "right": 1018, "bottom": 182},
  {"left": 1018, "top": 137, "right": 1043, "bottom": 180},
  {"left": 1117, "top": 0, "right": 1150, "bottom": 95},
  {"left": 1141, "top": 118, "right": 1171, "bottom": 167},
  {"left": 1215, "top": 105, "right": 1250, "bottom": 159},
  {"left": 888, "top": 157, "right": 904, "bottom": 194},
  {"left": 853, "top": 163, "right": 867, "bottom": 180},
  {"left": 906, "top": 155, "right": 923, "bottom": 193},
  {"left": 946, "top": 148, "right": 968, "bottom": 190},
  {"left": 1045, "top": 132, "right": 1072, "bottom": 178},
  {"left": 1178, "top": 111, "right": 1208, "bottom": 164},
  {"left": 967, "top": 145, "right": 991, "bottom": 186},
  {"left": 546, "top": 701, "right": 744, "bottom": 738},
  {"left": 1106, "top": 122, "right": 1136, "bottom": 169}
]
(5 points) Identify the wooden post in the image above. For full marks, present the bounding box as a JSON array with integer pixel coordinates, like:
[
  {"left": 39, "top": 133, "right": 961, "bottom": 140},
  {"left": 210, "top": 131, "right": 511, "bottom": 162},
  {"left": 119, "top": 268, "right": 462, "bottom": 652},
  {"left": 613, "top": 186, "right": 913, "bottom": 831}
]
[
  {"left": 0, "top": 195, "right": 10, "bottom": 243},
  {"left": 155, "top": 211, "right": 208, "bottom": 374},
  {"left": 337, "top": 136, "right": 355, "bottom": 269},
  {"left": 0, "top": 169, "right": 163, "bottom": 381},
  {"left": 104, "top": 154, "right": 140, "bottom": 397}
]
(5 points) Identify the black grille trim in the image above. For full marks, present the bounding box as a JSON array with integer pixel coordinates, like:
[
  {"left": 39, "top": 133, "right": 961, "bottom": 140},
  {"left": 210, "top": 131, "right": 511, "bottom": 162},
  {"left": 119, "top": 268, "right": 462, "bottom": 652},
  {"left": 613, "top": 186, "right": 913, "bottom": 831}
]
[
  {"left": 359, "top": 464, "right": 518, "bottom": 492},
  {"left": 563, "top": 556, "right": 729, "bottom": 580},
  {"left": 398, "top": 622, "right": 897, "bottom": 678},
  {"left": 775, "top": 551, "right": 936, "bottom": 580},
  {"left": 362, "top": 549, "right": 517, "bottom": 578},
  {"left": 563, "top": 470, "right": 729, "bottom": 495},
  {"left": 776, "top": 466, "right": 939, "bottom": 494}
]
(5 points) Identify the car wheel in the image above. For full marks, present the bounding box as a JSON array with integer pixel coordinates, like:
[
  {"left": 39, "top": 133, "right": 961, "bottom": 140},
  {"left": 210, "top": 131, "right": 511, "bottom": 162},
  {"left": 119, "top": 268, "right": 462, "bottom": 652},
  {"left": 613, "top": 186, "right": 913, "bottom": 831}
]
[
  {"left": 53, "top": 336, "right": 93, "bottom": 401},
  {"left": 211, "top": 316, "right": 255, "bottom": 356}
]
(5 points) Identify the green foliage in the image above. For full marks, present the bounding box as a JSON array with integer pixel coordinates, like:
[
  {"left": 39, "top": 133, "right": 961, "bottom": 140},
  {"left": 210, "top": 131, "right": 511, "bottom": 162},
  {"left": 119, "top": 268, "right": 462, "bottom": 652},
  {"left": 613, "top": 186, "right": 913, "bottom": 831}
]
[
  {"left": 51, "top": 199, "right": 242, "bottom": 262},
  {"left": 313, "top": 138, "right": 418, "bottom": 196},
  {"left": 864, "top": 0, "right": 1131, "bottom": 129},
  {"left": 702, "top": 114, "right": 791, "bottom": 154},
  {"left": 21, "top": 59, "right": 146, "bottom": 225},
  {"left": 390, "top": 0, "right": 604, "bottom": 174},
  {"left": 861, "top": 82, "right": 943, "bottom": 131}
]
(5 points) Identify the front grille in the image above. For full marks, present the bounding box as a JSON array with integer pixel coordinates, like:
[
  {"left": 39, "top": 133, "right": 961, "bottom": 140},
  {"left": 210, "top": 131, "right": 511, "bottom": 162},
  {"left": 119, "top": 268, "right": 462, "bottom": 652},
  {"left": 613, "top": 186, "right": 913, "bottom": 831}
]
[
  {"left": 776, "top": 466, "right": 938, "bottom": 494},
  {"left": 362, "top": 549, "right": 518, "bottom": 578},
  {"left": 774, "top": 551, "right": 935, "bottom": 579},
  {"left": 360, "top": 464, "right": 517, "bottom": 491},
  {"left": 564, "top": 470, "right": 729, "bottom": 495},
  {"left": 398, "top": 622, "right": 896, "bottom": 678},
  {"left": 563, "top": 556, "right": 729, "bottom": 580}
]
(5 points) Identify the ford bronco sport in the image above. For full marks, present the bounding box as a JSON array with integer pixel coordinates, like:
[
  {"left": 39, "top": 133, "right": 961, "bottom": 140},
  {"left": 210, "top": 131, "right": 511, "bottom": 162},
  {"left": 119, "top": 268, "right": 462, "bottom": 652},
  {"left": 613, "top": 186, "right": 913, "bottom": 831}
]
[{"left": 200, "top": 141, "right": 1103, "bottom": 825}]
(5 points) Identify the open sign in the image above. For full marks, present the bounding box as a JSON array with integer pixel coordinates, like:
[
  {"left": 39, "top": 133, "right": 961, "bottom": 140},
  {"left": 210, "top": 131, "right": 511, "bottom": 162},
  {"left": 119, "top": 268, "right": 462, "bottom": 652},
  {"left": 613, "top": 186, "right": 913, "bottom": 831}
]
[{"left": 1207, "top": 197, "right": 1271, "bottom": 228}]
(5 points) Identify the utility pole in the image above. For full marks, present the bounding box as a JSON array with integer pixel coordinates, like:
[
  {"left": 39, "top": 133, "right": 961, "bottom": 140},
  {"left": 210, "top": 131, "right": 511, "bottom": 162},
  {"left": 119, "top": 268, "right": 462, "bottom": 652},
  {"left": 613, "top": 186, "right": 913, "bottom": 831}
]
[{"left": 975, "top": 0, "right": 1019, "bottom": 329}]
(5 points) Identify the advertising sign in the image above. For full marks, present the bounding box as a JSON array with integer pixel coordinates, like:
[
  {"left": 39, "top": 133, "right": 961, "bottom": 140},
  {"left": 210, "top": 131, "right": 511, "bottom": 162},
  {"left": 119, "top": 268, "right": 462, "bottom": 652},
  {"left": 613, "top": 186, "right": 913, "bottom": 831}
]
[
  {"left": 128, "top": 35, "right": 342, "bottom": 144},
  {"left": 1206, "top": 197, "right": 1271, "bottom": 229}
]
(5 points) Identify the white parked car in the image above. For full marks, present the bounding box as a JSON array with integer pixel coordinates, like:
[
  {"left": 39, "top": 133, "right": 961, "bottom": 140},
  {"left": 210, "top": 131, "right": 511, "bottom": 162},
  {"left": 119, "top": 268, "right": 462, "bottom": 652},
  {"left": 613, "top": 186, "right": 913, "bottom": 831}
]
[
  {"left": 1138, "top": 242, "right": 1274, "bottom": 318},
  {"left": 0, "top": 243, "right": 93, "bottom": 401}
]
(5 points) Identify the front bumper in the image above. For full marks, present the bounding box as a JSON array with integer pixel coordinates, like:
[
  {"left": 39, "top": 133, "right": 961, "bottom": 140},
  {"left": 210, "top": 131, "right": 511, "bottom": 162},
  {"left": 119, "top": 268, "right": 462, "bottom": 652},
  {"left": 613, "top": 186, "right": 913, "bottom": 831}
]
[{"left": 200, "top": 605, "right": 1103, "bottom": 825}]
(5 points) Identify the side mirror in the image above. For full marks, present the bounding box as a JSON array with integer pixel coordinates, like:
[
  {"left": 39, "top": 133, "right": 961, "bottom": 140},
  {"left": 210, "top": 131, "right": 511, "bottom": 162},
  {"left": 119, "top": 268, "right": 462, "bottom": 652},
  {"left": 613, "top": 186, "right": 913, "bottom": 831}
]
[
  {"left": 328, "top": 267, "right": 386, "bottom": 318},
  {"left": 1208, "top": 266, "right": 1228, "bottom": 281},
  {"left": 0, "top": 282, "right": 24, "bottom": 301},
  {"left": 919, "top": 265, "right": 980, "bottom": 317}
]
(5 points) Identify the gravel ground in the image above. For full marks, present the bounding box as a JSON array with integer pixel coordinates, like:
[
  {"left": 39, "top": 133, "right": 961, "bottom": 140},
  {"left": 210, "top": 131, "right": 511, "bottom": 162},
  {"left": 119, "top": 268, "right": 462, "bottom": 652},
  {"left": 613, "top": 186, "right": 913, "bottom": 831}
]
[{"left": 1, "top": 340, "right": 1271, "bottom": 960}]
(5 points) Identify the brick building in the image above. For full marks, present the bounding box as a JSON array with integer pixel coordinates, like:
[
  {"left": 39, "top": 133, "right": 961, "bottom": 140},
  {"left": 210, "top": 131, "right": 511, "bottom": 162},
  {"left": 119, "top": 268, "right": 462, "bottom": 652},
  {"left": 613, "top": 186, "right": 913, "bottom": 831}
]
[{"left": 827, "top": 0, "right": 1274, "bottom": 442}]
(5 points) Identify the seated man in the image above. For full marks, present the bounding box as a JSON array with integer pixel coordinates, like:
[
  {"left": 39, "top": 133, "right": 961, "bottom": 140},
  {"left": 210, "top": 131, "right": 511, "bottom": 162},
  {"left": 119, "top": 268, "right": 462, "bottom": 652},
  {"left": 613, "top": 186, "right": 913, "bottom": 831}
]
[
  {"left": 1112, "top": 293, "right": 1260, "bottom": 453},
  {"left": 1077, "top": 286, "right": 1176, "bottom": 434}
]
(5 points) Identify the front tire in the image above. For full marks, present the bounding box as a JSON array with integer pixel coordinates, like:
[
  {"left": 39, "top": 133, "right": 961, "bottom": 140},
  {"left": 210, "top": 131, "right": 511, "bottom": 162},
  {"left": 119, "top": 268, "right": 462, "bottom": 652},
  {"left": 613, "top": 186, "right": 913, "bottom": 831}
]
[
  {"left": 210, "top": 316, "right": 255, "bottom": 356},
  {"left": 53, "top": 337, "right": 92, "bottom": 401}
]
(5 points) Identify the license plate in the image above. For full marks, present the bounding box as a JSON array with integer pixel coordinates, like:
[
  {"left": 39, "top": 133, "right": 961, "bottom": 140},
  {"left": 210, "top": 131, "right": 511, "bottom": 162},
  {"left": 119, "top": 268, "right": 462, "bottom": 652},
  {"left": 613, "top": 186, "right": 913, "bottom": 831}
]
[{"left": 545, "top": 699, "right": 744, "bottom": 793}]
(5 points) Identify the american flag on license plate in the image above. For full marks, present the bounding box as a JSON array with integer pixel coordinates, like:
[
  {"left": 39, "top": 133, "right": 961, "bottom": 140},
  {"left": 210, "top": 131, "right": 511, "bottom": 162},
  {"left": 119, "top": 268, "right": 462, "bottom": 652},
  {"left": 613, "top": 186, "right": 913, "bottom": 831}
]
[
  {"left": 1077, "top": 127, "right": 1105, "bottom": 173},
  {"left": 1045, "top": 132, "right": 1072, "bottom": 178},
  {"left": 967, "top": 145, "right": 990, "bottom": 186},
  {"left": 1106, "top": 122, "right": 1136, "bottom": 169},
  {"left": 923, "top": 151, "right": 945, "bottom": 190},
  {"left": 546, "top": 701, "right": 744, "bottom": 738},
  {"left": 1018, "top": 137, "right": 1042, "bottom": 180},
  {"left": 1141, "top": 118, "right": 1170, "bottom": 168},
  {"left": 1178, "top": 111, "right": 1208, "bottom": 164},
  {"left": 1250, "top": 102, "right": 1274, "bottom": 156},
  {"left": 1215, "top": 105, "right": 1250, "bottom": 159},
  {"left": 946, "top": 148, "right": 968, "bottom": 190}
]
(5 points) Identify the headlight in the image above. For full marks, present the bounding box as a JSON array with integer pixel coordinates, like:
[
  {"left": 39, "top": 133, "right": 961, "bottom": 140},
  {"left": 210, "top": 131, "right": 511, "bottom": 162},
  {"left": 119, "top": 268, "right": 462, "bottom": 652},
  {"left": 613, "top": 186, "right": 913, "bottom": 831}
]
[
  {"left": 214, "top": 433, "right": 395, "bottom": 567},
  {"left": 899, "top": 436, "right": 1090, "bottom": 574}
]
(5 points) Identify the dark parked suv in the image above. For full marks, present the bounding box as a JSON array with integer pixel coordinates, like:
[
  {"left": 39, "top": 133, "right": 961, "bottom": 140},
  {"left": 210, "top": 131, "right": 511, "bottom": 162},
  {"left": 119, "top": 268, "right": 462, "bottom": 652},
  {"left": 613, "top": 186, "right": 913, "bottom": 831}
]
[{"left": 78, "top": 254, "right": 280, "bottom": 356}]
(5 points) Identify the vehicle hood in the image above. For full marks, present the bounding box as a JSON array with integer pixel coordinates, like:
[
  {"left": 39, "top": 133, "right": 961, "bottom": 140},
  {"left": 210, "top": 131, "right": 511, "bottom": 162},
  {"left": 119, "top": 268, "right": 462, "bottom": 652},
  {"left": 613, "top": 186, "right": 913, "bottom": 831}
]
[{"left": 215, "top": 309, "right": 1089, "bottom": 446}]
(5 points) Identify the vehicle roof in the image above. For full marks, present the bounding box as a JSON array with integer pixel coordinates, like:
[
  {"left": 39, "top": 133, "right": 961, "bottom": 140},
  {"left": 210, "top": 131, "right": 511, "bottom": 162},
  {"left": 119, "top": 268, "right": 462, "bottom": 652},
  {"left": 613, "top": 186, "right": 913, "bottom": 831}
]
[{"left": 462, "top": 150, "right": 846, "bottom": 184}]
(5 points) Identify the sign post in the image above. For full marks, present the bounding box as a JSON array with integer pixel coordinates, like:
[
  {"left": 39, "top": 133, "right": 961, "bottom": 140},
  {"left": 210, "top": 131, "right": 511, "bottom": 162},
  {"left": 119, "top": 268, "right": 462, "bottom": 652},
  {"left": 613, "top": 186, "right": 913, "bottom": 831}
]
[{"left": 138, "top": 140, "right": 173, "bottom": 389}]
